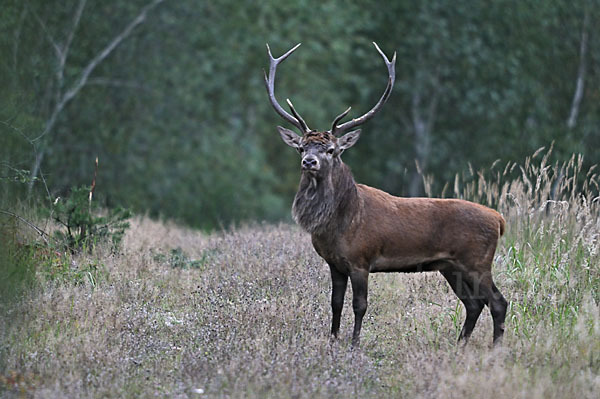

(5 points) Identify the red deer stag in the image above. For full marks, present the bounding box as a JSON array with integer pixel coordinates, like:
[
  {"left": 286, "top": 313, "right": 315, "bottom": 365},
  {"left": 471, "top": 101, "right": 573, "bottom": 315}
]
[{"left": 264, "top": 42, "right": 508, "bottom": 346}]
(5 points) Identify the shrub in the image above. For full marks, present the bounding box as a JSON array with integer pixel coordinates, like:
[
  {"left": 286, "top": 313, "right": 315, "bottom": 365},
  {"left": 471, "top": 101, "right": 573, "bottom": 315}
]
[{"left": 51, "top": 185, "right": 131, "bottom": 253}]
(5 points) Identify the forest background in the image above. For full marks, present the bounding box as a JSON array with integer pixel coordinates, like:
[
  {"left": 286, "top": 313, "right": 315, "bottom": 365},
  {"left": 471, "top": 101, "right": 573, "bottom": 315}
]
[{"left": 1, "top": 0, "right": 598, "bottom": 229}]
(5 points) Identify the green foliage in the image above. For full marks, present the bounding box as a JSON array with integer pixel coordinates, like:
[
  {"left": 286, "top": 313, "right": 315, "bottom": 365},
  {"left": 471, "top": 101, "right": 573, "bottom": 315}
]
[
  {"left": 0, "top": 219, "right": 37, "bottom": 305},
  {"left": 0, "top": 168, "right": 37, "bottom": 184},
  {"left": 37, "top": 249, "right": 106, "bottom": 288},
  {"left": 51, "top": 185, "right": 131, "bottom": 252}
]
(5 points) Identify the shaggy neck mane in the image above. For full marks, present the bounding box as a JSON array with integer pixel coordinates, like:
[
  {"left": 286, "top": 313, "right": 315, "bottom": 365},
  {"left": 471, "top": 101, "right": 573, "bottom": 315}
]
[{"left": 292, "top": 161, "right": 358, "bottom": 234}]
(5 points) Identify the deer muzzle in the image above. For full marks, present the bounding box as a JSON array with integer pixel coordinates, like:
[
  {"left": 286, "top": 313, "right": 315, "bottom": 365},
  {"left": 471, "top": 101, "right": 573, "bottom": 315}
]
[{"left": 301, "top": 155, "right": 320, "bottom": 172}]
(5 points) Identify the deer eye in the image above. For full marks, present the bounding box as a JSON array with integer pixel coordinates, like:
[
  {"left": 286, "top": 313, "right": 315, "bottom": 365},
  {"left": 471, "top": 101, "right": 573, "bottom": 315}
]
[
  {"left": 327, "top": 148, "right": 335, "bottom": 155},
  {"left": 298, "top": 147, "right": 304, "bottom": 153}
]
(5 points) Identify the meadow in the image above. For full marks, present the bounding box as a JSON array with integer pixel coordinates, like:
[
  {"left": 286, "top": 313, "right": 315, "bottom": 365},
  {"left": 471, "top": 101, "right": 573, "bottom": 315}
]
[{"left": 1, "top": 151, "right": 599, "bottom": 398}]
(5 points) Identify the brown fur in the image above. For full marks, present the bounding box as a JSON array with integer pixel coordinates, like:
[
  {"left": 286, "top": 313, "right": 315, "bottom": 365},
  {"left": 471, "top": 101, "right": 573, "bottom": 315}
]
[{"left": 283, "top": 130, "right": 508, "bottom": 347}]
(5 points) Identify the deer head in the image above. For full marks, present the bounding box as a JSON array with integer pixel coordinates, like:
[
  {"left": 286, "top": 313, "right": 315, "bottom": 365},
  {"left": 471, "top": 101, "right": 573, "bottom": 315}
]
[{"left": 264, "top": 42, "right": 396, "bottom": 180}]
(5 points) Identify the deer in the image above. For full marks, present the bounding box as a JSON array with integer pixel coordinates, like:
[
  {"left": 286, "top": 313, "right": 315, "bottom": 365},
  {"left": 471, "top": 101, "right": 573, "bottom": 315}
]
[{"left": 264, "top": 42, "right": 508, "bottom": 347}]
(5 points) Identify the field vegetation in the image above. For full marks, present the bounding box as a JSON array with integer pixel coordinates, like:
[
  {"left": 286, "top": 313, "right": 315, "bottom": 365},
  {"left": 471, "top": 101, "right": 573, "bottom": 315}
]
[{"left": 1, "top": 152, "right": 599, "bottom": 398}]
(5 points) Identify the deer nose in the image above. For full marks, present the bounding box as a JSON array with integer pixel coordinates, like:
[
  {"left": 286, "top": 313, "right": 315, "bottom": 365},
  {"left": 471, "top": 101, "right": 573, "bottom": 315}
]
[{"left": 302, "top": 156, "right": 319, "bottom": 170}]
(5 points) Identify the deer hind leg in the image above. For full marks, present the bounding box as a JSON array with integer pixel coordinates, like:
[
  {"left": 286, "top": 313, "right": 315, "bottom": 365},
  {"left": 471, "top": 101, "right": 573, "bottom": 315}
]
[
  {"left": 488, "top": 281, "right": 508, "bottom": 345},
  {"left": 464, "top": 271, "right": 508, "bottom": 346},
  {"left": 349, "top": 268, "right": 369, "bottom": 347},
  {"left": 329, "top": 264, "right": 348, "bottom": 339},
  {"left": 441, "top": 269, "right": 485, "bottom": 343}
]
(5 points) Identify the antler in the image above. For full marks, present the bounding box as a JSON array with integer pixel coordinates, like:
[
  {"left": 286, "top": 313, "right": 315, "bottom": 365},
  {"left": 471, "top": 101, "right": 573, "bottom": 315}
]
[
  {"left": 264, "top": 43, "right": 311, "bottom": 133},
  {"left": 330, "top": 106, "right": 352, "bottom": 133},
  {"left": 331, "top": 42, "right": 396, "bottom": 135}
]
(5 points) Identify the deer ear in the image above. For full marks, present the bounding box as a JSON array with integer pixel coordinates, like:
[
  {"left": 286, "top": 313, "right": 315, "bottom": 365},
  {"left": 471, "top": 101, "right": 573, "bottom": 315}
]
[
  {"left": 278, "top": 126, "right": 302, "bottom": 148},
  {"left": 338, "top": 129, "right": 361, "bottom": 151}
]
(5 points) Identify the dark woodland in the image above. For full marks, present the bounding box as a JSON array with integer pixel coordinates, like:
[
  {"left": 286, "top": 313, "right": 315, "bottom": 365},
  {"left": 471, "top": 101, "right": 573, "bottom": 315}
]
[{"left": 1, "top": 0, "right": 598, "bottom": 227}]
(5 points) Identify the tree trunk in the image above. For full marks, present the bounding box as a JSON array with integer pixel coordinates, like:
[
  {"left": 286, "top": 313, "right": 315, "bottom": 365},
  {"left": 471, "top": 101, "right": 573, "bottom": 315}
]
[
  {"left": 407, "top": 83, "right": 438, "bottom": 197},
  {"left": 566, "top": 8, "right": 589, "bottom": 129},
  {"left": 28, "top": 147, "right": 45, "bottom": 196},
  {"left": 408, "top": 115, "right": 430, "bottom": 197}
]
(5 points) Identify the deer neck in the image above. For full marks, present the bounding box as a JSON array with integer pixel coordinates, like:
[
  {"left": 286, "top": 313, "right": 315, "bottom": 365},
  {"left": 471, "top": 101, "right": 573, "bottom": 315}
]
[{"left": 292, "top": 161, "right": 358, "bottom": 235}]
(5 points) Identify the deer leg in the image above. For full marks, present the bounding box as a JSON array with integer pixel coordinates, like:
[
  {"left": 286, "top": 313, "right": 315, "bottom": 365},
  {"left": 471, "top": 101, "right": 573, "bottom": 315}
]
[
  {"left": 466, "top": 272, "right": 508, "bottom": 346},
  {"left": 441, "top": 270, "right": 485, "bottom": 343},
  {"left": 488, "top": 282, "right": 508, "bottom": 345},
  {"left": 329, "top": 265, "right": 348, "bottom": 338},
  {"left": 349, "top": 269, "right": 369, "bottom": 347}
]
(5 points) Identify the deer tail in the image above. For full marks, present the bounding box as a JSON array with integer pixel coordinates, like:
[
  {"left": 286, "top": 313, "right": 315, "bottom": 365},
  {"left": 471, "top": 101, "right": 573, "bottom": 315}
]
[{"left": 499, "top": 215, "right": 506, "bottom": 237}]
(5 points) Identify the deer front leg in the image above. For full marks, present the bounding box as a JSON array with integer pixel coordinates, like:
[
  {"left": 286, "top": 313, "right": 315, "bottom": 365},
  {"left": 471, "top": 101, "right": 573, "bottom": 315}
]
[
  {"left": 329, "top": 264, "right": 348, "bottom": 338},
  {"left": 350, "top": 268, "right": 369, "bottom": 347}
]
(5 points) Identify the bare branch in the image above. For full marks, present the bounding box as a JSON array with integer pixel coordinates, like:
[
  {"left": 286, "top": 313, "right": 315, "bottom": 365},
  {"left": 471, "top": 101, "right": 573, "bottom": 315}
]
[
  {"left": 12, "top": 5, "right": 28, "bottom": 73},
  {"left": 63, "top": 0, "right": 87, "bottom": 65},
  {"left": 28, "top": 0, "right": 165, "bottom": 194},
  {"left": 0, "top": 119, "right": 54, "bottom": 204},
  {"left": 57, "top": 0, "right": 88, "bottom": 93},
  {"left": 28, "top": 4, "right": 62, "bottom": 60},
  {"left": 0, "top": 210, "right": 50, "bottom": 244},
  {"left": 0, "top": 119, "right": 33, "bottom": 144},
  {"left": 32, "top": 0, "right": 166, "bottom": 142}
]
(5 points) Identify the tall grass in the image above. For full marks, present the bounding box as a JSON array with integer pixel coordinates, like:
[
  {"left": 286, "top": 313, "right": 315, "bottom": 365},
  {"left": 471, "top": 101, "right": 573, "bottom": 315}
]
[
  {"left": 0, "top": 217, "right": 37, "bottom": 305},
  {"left": 1, "top": 151, "right": 598, "bottom": 398}
]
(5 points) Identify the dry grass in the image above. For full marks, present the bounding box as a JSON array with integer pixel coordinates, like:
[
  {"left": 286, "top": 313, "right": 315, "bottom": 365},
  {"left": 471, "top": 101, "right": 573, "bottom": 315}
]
[{"left": 1, "top": 151, "right": 599, "bottom": 398}]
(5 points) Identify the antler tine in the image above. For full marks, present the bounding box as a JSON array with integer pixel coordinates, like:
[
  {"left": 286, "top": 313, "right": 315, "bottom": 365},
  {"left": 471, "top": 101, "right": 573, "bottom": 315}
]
[
  {"left": 330, "top": 106, "right": 352, "bottom": 135},
  {"left": 333, "top": 42, "right": 396, "bottom": 134},
  {"left": 264, "top": 43, "right": 310, "bottom": 133},
  {"left": 286, "top": 99, "right": 311, "bottom": 133}
]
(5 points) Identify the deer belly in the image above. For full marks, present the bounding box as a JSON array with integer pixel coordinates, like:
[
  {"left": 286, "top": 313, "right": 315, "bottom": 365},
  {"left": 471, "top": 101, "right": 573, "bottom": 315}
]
[{"left": 369, "top": 253, "right": 452, "bottom": 273}]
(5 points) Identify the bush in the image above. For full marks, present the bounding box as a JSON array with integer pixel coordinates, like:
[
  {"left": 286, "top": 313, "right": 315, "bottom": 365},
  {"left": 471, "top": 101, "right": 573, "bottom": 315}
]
[{"left": 51, "top": 185, "right": 131, "bottom": 253}]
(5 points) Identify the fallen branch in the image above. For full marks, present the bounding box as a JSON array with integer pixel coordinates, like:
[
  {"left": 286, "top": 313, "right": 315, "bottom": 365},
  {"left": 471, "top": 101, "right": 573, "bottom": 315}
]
[{"left": 0, "top": 209, "right": 50, "bottom": 245}]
